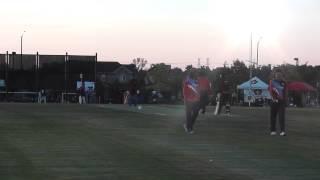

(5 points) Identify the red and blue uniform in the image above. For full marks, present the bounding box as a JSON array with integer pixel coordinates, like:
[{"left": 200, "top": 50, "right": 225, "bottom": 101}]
[
  {"left": 269, "top": 80, "right": 286, "bottom": 101},
  {"left": 182, "top": 76, "right": 200, "bottom": 132},
  {"left": 183, "top": 77, "right": 200, "bottom": 102},
  {"left": 268, "top": 79, "right": 287, "bottom": 133}
]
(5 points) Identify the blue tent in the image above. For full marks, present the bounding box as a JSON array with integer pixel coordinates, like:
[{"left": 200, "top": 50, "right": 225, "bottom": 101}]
[
  {"left": 237, "top": 77, "right": 271, "bottom": 104},
  {"left": 237, "top": 77, "right": 269, "bottom": 90}
]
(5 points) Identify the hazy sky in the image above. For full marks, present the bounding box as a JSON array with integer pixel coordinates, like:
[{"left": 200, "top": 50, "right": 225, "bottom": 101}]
[{"left": 1, "top": 0, "right": 320, "bottom": 68}]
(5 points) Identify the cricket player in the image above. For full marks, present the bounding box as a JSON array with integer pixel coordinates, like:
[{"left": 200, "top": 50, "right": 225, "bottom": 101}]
[
  {"left": 183, "top": 71, "right": 200, "bottom": 134},
  {"left": 38, "top": 89, "right": 47, "bottom": 104},
  {"left": 198, "top": 71, "right": 212, "bottom": 114},
  {"left": 269, "top": 69, "right": 287, "bottom": 136},
  {"left": 214, "top": 74, "right": 231, "bottom": 115}
]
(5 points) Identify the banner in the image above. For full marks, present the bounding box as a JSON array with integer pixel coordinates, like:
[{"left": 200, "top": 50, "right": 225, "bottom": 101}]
[{"left": 76, "top": 81, "right": 95, "bottom": 92}]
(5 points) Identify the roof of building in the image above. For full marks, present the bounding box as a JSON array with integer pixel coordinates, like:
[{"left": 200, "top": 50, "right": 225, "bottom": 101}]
[
  {"left": 97, "top": 61, "right": 121, "bottom": 73},
  {"left": 97, "top": 62, "right": 137, "bottom": 73}
]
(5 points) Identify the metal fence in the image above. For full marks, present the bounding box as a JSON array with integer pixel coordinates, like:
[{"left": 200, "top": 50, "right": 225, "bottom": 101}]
[{"left": 0, "top": 52, "right": 97, "bottom": 102}]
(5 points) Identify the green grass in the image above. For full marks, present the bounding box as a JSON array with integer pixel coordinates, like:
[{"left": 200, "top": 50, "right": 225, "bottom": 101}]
[{"left": 0, "top": 103, "right": 319, "bottom": 180}]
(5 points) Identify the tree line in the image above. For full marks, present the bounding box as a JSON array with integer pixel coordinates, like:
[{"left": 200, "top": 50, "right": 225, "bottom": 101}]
[{"left": 132, "top": 59, "right": 320, "bottom": 103}]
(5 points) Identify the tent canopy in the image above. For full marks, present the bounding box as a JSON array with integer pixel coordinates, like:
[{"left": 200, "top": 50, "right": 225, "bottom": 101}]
[
  {"left": 287, "top": 82, "right": 316, "bottom": 92},
  {"left": 237, "top": 77, "right": 269, "bottom": 90},
  {"left": 0, "top": 80, "right": 5, "bottom": 87}
]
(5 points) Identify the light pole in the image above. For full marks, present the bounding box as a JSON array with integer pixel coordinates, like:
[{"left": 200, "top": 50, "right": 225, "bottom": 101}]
[
  {"left": 248, "top": 34, "right": 263, "bottom": 107},
  {"left": 249, "top": 33, "right": 253, "bottom": 107},
  {"left": 256, "top": 37, "right": 262, "bottom": 67},
  {"left": 20, "top": 30, "right": 26, "bottom": 70},
  {"left": 249, "top": 32, "right": 253, "bottom": 79}
]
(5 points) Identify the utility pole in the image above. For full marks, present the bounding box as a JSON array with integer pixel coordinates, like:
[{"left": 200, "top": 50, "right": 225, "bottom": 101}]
[
  {"left": 249, "top": 33, "right": 253, "bottom": 107},
  {"left": 65, "top": 52, "right": 68, "bottom": 94},
  {"left": 5, "top": 51, "right": 9, "bottom": 92},
  {"left": 20, "top": 31, "right": 26, "bottom": 70},
  {"left": 256, "top": 37, "right": 262, "bottom": 67},
  {"left": 36, "top": 52, "right": 39, "bottom": 91},
  {"left": 249, "top": 32, "right": 253, "bottom": 79}
]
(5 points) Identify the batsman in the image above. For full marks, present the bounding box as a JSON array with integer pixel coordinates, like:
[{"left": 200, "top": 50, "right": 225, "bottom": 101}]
[{"left": 214, "top": 74, "right": 231, "bottom": 115}]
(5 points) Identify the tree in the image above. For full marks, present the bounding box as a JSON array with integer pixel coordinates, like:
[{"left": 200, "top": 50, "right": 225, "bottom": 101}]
[
  {"left": 228, "top": 60, "right": 249, "bottom": 91},
  {"left": 132, "top": 58, "right": 147, "bottom": 72},
  {"left": 147, "top": 63, "right": 172, "bottom": 91},
  {"left": 185, "top": 65, "right": 193, "bottom": 72},
  {"left": 145, "top": 63, "right": 184, "bottom": 102},
  {"left": 256, "top": 64, "right": 272, "bottom": 82},
  {"left": 168, "top": 67, "right": 184, "bottom": 100},
  {"left": 279, "top": 64, "right": 301, "bottom": 82}
]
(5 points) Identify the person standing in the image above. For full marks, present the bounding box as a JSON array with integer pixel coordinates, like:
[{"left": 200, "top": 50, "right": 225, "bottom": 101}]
[
  {"left": 222, "top": 80, "right": 231, "bottom": 114},
  {"left": 123, "top": 90, "right": 130, "bottom": 104},
  {"left": 38, "top": 89, "right": 47, "bottom": 104},
  {"left": 198, "top": 71, "right": 211, "bottom": 114},
  {"left": 79, "top": 85, "right": 86, "bottom": 104},
  {"left": 214, "top": 74, "right": 224, "bottom": 115},
  {"left": 41, "top": 89, "right": 47, "bottom": 103},
  {"left": 136, "top": 89, "right": 143, "bottom": 110},
  {"left": 183, "top": 71, "right": 200, "bottom": 134},
  {"left": 215, "top": 74, "right": 231, "bottom": 115},
  {"left": 128, "top": 79, "right": 138, "bottom": 107},
  {"left": 269, "top": 69, "right": 287, "bottom": 136}
]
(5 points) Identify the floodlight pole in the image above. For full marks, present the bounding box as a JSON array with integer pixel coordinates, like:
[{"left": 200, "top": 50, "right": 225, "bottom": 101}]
[
  {"left": 256, "top": 37, "right": 262, "bottom": 67},
  {"left": 249, "top": 33, "right": 253, "bottom": 79},
  {"left": 249, "top": 33, "right": 253, "bottom": 107},
  {"left": 20, "top": 31, "right": 26, "bottom": 70}
]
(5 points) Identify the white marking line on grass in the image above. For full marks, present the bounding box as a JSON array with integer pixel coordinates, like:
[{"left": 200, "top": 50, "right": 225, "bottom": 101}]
[
  {"left": 154, "top": 113, "right": 167, "bottom": 116},
  {"left": 143, "top": 105, "right": 154, "bottom": 108},
  {"left": 96, "top": 105, "right": 168, "bottom": 116},
  {"left": 205, "top": 112, "right": 241, "bottom": 118}
]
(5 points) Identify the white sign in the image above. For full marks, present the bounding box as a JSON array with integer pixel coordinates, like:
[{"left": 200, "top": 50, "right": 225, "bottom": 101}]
[{"left": 76, "top": 81, "right": 95, "bottom": 92}]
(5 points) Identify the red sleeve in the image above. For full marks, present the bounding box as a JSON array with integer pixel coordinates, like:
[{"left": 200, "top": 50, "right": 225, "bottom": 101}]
[
  {"left": 198, "top": 78, "right": 211, "bottom": 93},
  {"left": 268, "top": 80, "right": 272, "bottom": 92}
]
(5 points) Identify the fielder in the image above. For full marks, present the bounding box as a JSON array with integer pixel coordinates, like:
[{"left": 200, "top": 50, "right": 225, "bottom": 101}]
[
  {"left": 269, "top": 69, "right": 287, "bottom": 136},
  {"left": 183, "top": 70, "right": 200, "bottom": 134}
]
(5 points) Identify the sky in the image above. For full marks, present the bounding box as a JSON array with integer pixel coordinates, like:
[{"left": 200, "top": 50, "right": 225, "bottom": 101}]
[{"left": 1, "top": 0, "right": 320, "bottom": 68}]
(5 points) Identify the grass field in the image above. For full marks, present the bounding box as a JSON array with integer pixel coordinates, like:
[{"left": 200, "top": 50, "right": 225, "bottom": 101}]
[{"left": 0, "top": 103, "right": 319, "bottom": 180}]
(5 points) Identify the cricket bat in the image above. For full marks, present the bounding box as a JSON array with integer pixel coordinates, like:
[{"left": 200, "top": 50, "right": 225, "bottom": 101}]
[{"left": 214, "top": 93, "right": 221, "bottom": 115}]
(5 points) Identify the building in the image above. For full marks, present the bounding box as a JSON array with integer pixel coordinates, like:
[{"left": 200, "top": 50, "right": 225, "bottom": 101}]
[
  {"left": 96, "top": 61, "right": 137, "bottom": 103},
  {"left": 97, "top": 61, "right": 136, "bottom": 84}
]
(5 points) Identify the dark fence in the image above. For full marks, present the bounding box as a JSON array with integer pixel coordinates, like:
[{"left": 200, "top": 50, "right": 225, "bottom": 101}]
[
  {"left": 0, "top": 52, "right": 97, "bottom": 94},
  {"left": 0, "top": 54, "right": 5, "bottom": 85}
]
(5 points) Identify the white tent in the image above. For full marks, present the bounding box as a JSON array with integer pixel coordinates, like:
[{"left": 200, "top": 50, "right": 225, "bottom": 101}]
[{"left": 237, "top": 77, "right": 271, "bottom": 104}]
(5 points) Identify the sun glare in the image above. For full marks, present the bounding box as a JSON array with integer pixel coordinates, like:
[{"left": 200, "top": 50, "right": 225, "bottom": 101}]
[{"left": 208, "top": 0, "right": 292, "bottom": 48}]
